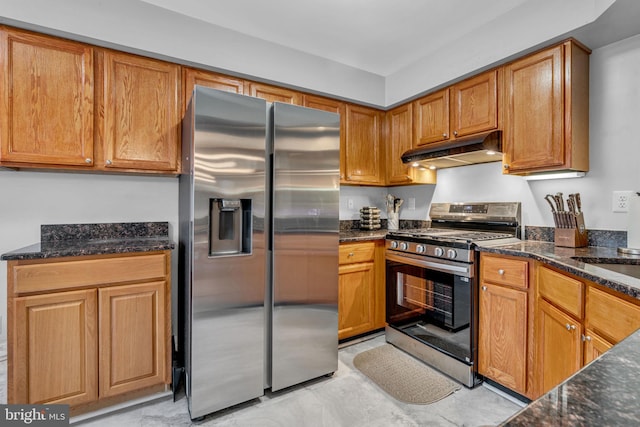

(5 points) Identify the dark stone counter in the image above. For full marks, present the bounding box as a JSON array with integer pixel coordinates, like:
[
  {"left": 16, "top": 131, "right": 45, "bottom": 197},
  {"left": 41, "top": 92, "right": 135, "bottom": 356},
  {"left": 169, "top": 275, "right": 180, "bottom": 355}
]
[
  {"left": 502, "top": 327, "right": 640, "bottom": 426},
  {"left": 340, "top": 229, "right": 387, "bottom": 242},
  {"left": 476, "top": 240, "right": 640, "bottom": 300},
  {"left": 1, "top": 222, "right": 175, "bottom": 261}
]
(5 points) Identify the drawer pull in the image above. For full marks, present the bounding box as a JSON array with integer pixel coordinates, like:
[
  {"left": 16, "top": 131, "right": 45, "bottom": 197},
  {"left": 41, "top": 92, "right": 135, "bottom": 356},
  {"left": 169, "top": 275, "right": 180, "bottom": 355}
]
[
  {"left": 498, "top": 269, "right": 505, "bottom": 275},
  {"left": 566, "top": 323, "right": 576, "bottom": 331},
  {"left": 481, "top": 285, "right": 487, "bottom": 291},
  {"left": 348, "top": 252, "right": 354, "bottom": 257}
]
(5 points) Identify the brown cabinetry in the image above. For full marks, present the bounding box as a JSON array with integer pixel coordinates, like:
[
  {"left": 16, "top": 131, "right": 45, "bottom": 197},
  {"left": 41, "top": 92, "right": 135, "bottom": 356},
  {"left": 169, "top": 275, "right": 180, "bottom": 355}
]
[
  {"left": 503, "top": 40, "right": 590, "bottom": 175},
  {"left": 245, "top": 81, "right": 302, "bottom": 105},
  {"left": 7, "top": 252, "right": 171, "bottom": 415},
  {"left": 338, "top": 241, "right": 385, "bottom": 340},
  {"left": 0, "top": 26, "right": 95, "bottom": 168},
  {"left": 535, "top": 264, "right": 640, "bottom": 397},
  {"left": 97, "top": 50, "right": 180, "bottom": 173},
  {"left": 344, "top": 104, "right": 385, "bottom": 185},
  {"left": 182, "top": 68, "right": 244, "bottom": 111},
  {"left": 413, "top": 69, "right": 499, "bottom": 147},
  {"left": 303, "top": 94, "right": 346, "bottom": 181},
  {"left": 478, "top": 253, "right": 534, "bottom": 398}
]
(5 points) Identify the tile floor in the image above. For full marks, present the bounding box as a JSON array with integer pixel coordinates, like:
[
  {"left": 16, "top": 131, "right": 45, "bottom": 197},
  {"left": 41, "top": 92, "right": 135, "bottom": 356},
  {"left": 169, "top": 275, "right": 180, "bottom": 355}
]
[{"left": 0, "top": 335, "right": 523, "bottom": 426}]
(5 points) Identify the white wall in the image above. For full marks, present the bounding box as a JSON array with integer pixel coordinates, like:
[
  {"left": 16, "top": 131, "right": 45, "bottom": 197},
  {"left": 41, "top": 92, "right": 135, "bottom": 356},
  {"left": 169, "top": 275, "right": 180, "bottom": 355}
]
[{"left": 0, "top": 171, "right": 179, "bottom": 342}]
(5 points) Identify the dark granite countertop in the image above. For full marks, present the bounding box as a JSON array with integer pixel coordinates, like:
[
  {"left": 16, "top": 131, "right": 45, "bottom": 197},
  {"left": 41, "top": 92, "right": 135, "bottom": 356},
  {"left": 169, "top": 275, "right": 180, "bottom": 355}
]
[
  {"left": 502, "top": 327, "right": 640, "bottom": 426},
  {"left": 340, "top": 229, "right": 388, "bottom": 242},
  {"left": 476, "top": 240, "right": 640, "bottom": 300},
  {"left": 1, "top": 222, "right": 175, "bottom": 261}
]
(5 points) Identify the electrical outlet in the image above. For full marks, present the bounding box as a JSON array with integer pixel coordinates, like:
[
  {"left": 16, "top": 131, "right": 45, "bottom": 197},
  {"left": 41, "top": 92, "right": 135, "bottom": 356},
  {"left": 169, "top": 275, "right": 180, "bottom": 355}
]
[
  {"left": 613, "top": 191, "right": 634, "bottom": 212},
  {"left": 347, "top": 198, "right": 354, "bottom": 210},
  {"left": 408, "top": 197, "right": 416, "bottom": 210}
]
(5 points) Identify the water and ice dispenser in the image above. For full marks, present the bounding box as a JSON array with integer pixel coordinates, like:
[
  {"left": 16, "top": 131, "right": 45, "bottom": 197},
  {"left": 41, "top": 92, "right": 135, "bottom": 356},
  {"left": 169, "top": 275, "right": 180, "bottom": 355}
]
[{"left": 209, "top": 198, "right": 252, "bottom": 256}]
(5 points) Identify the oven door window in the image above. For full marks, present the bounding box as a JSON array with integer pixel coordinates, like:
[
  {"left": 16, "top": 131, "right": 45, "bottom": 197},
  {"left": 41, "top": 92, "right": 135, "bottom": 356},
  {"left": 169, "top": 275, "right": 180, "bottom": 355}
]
[{"left": 386, "top": 259, "right": 471, "bottom": 363}]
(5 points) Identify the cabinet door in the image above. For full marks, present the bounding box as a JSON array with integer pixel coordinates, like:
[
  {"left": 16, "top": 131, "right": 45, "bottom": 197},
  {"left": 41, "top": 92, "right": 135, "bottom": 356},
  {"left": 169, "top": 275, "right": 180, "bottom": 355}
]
[
  {"left": 98, "top": 281, "right": 168, "bottom": 398},
  {"left": 303, "top": 94, "right": 346, "bottom": 181},
  {"left": 386, "top": 104, "right": 413, "bottom": 184},
  {"left": 478, "top": 282, "right": 528, "bottom": 394},
  {"left": 183, "top": 68, "right": 244, "bottom": 112},
  {"left": 503, "top": 45, "right": 564, "bottom": 173},
  {"left": 11, "top": 289, "right": 97, "bottom": 406},
  {"left": 344, "top": 104, "right": 384, "bottom": 184},
  {"left": 338, "top": 262, "right": 376, "bottom": 340},
  {"left": 0, "top": 28, "right": 94, "bottom": 166},
  {"left": 100, "top": 50, "right": 180, "bottom": 172},
  {"left": 583, "top": 329, "right": 613, "bottom": 365},
  {"left": 245, "top": 81, "right": 302, "bottom": 105},
  {"left": 537, "top": 299, "right": 582, "bottom": 394},
  {"left": 413, "top": 89, "right": 449, "bottom": 146},
  {"left": 451, "top": 70, "right": 498, "bottom": 138}
]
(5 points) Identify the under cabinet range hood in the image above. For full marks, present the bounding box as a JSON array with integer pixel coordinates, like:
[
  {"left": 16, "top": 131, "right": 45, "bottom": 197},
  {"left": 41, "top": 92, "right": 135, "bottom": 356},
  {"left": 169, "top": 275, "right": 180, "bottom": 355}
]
[{"left": 401, "top": 130, "right": 502, "bottom": 169}]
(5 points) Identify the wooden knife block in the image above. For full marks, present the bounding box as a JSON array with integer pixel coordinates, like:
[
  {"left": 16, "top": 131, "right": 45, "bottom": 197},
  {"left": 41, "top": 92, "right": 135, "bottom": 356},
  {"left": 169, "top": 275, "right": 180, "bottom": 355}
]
[{"left": 555, "top": 211, "right": 587, "bottom": 247}]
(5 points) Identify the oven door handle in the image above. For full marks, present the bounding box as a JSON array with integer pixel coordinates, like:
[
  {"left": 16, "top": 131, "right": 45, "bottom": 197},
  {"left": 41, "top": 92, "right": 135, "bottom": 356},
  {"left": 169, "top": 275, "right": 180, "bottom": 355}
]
[{"left": 386, "top": 251, "right": 472, "bottom": 277}]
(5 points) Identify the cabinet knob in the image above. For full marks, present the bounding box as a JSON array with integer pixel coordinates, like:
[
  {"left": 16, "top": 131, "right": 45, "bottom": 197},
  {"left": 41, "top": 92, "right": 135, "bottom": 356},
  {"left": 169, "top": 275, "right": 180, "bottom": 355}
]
[
  {"left": 582, "top": 334, "right": 591, "bottom": 342},
  {"left": 481, "top": 285, "right": 487, "bottom": 291},
  {"left": 453, "top": 131, "right": 458, "bottom": 136},
  {"left": 106, "top": 159, "right": 113, "bottom": 166},
  {"left": 85, "top": 158, "right": 92, "bottom": 164},
  {"left": 503, "top": 164, "right": 510, "bottom": 170},
  {"left": 498, "top": 269, "right": 505, "bottom": 275},
  {"left": 566, "top": 323, "right": 576, "bottom": 331},
  {"left": 442, "top": 133, "right": 448, "bottom": 138},
  {"left": 348, "top": 252, "right": 354, "bottom": 257}
]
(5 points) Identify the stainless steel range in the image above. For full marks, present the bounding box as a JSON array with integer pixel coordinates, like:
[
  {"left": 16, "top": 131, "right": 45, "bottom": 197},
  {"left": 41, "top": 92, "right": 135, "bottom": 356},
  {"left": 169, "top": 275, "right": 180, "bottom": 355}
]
[{"left": 385, "top": 202, "right": 521, "bottom": 387}]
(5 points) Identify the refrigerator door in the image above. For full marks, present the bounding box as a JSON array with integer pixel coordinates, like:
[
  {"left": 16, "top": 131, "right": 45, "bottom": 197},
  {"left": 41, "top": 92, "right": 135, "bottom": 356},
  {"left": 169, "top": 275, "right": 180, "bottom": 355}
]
[
  {"left": 270, "top": 102, "right": 340, "bottom": 391},
  {"left": 180, "top": 87, "right": 267, "bottom": 419}
]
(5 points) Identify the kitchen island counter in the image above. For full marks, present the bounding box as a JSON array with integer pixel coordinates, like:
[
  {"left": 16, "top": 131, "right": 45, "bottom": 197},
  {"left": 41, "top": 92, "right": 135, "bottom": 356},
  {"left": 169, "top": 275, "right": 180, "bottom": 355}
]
[{"left": 501, "top": 325, "right": 640, "bottom": 426}]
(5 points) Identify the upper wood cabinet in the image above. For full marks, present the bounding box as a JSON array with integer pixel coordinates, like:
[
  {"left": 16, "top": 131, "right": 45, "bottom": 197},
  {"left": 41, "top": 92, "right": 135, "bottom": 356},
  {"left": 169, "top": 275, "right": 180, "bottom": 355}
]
[
  {"left": 182, "top": 67, "right": 244, "bottom": 112},
  {"left": 344, "top": 104, "right": 385, "bottom": 185},
  {"left": 450, "top": 70, "right": 499, "bottom": 138},
  {"left": 503, "top": 40, "right": 590, "bottom": 175},
  {"left": 413, "top": 89, "right": 450, "bottom": 146},
  {"left": 245, "top": 81, "right": 302, "bottom": 105},
  {"left": 386, "top": 103, "right": 436, "bottom": 185},
  {"left": 303, "top": 94, "right": 346, "bottom": 180},
  {"left": 0, "top": 27, "right": 95, "bottom": 167},
  {"left": 413, "top": 69, "right": 499, "bottom": 147},
  {"left": 97, "top": 50, "right": 181, "bottom": 173}
]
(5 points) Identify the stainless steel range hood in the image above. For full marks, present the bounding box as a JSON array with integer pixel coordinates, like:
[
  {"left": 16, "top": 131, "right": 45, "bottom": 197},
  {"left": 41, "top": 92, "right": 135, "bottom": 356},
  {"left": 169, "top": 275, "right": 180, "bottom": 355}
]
[{"left": 401, "top": 130, "right": 502, "bottom": 169}]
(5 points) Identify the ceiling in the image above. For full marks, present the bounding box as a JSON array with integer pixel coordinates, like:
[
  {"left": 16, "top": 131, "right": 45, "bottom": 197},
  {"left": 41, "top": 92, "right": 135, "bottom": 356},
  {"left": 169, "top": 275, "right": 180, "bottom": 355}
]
[{"left": 139, "top": 0, "right": 529, "bottom": 76}]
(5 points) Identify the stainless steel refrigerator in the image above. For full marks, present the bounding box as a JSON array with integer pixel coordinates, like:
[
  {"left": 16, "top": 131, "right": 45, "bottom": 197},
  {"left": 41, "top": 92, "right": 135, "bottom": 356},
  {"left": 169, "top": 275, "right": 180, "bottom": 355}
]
[{"left": 179, "top": 86, "right": 339, "bottom": 420}]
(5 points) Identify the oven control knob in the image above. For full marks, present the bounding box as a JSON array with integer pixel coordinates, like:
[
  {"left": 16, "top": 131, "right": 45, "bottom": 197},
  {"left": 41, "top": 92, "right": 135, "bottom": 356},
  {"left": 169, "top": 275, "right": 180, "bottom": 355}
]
[
  {"left": 434, "top": 247, "right": 444, "bottom": 257},
  {"left": 447, "top": 249, "right": 457, "bottom": 259},
  {"left": 416, "top": 244, "right": 426, "bottom": 254},
  {"left": 399, "top": 242, "right": 409, "bottom": 251},
  {"left": 390, "top": 241, "right": 398, "bottom": 249}
]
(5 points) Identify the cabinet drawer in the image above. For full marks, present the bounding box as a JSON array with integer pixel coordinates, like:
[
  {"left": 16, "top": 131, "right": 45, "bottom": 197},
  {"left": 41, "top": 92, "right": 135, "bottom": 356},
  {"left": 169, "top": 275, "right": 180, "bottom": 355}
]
[
  {"left": 538, "top": 266, "right": 583, "bottom": 319},
  {"left": 11, "top": 253, "right": 168, "bottom": 294},
  {"left": 586, "top": 286, "right": 640, "bottom": 343},
  {"left": 481, "top": 255, "right": 528, "bottom": 289},
  {"left": 339, "top": 242, "right": 375, "bottom": 265}
]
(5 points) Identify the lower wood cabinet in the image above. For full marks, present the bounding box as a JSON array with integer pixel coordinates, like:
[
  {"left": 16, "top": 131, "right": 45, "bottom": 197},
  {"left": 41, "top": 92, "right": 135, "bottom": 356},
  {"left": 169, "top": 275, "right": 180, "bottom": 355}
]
[
  {"left": 478, "top": 253, "right": 534, "bottom": 398},
  {"left": 338, "top": 241, "right": 385, "bottom": 340},
  {"left": 7, "top": 251, "right": 171, "bottom": 414}
]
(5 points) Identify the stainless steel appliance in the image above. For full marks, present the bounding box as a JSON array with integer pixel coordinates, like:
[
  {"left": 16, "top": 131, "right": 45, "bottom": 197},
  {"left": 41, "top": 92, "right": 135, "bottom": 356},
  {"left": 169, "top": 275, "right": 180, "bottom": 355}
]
[
  {"left": 385, "top": 202, "right": 521, "bottom": 387},
  {"left": 179, "top": 86, "right": 339, "bottom": 419}
]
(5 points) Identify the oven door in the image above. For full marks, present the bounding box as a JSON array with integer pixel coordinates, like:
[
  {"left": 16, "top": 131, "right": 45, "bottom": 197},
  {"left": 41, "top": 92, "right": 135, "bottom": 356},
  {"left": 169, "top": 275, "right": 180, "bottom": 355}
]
[{"left": 386, "top": 251, "right": 473, "bottom": 363}]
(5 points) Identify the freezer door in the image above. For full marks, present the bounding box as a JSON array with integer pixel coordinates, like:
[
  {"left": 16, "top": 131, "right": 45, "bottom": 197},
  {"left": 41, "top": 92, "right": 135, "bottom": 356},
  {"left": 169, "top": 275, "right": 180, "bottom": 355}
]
[
  {"left": 182, "top": 87, "right": 267, "bottom": 419},
  {"left": 271, "top": 102, "right": 340, "bottom": 391}
]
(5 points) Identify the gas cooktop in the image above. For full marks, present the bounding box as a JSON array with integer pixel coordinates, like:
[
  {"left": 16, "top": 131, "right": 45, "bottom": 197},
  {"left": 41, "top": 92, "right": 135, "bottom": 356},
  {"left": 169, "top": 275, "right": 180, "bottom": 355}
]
[{"left": 386, "top": 228, "right": 516, "bottom": 243}]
